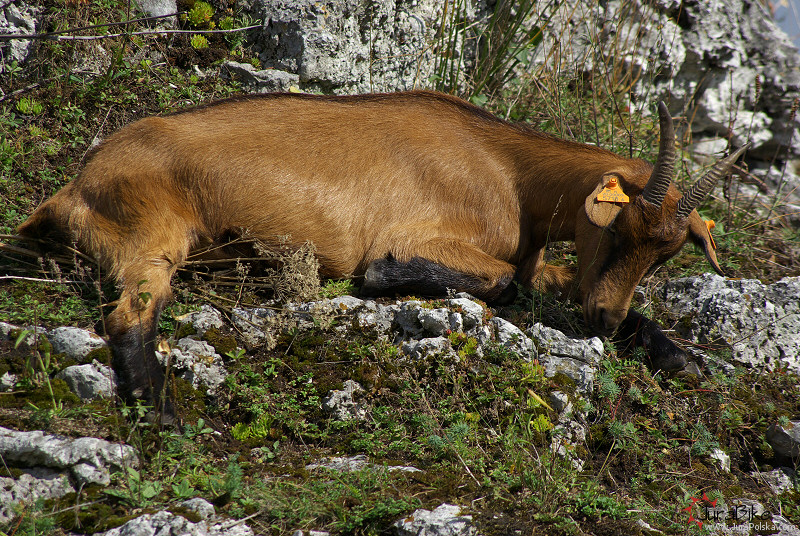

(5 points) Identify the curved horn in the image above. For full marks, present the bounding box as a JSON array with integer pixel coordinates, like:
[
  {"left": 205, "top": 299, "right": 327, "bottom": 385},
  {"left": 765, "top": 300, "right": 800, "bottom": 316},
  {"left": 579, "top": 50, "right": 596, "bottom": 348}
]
[
  {"left": 641, "top": 101, "right": 677, "bottom": 208},
  {"left": 675, "top": 143, "right": 750, "bottom": 218}
]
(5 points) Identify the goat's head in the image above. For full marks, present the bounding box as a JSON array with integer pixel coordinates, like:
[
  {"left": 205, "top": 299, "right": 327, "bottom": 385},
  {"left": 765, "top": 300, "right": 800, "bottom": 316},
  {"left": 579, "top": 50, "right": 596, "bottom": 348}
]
[{"left": 574, "top": 102, "right": 748, "bottom": 334}]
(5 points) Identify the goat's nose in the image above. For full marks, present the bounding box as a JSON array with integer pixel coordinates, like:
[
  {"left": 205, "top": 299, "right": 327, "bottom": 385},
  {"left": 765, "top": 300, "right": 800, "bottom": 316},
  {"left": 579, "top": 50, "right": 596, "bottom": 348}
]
[{"left": 600, "top": 307, "right": 626, "bottom": 332}]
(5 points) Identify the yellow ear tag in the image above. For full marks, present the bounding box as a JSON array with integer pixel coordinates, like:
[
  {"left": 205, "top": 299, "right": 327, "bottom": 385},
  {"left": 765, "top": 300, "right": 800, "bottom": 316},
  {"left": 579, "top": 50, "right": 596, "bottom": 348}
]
[
  {"left": 596, "top": 177, "right": 630, "bottom": 204},
  {"left": 705, "top": 219, "right": 717, "bottom": 250}
]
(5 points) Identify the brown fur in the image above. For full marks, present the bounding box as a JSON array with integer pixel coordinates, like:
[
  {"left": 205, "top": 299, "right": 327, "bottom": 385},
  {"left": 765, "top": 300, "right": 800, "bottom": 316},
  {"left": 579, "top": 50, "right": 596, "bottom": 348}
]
[{"left": 16, "top": 90, "right": 721, "bottom": 416}]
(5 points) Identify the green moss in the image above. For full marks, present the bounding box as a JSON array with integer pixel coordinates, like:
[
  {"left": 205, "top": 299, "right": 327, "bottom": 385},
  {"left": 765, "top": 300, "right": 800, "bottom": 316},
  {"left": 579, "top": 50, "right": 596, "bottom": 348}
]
[
  {"left": 0, "top": 378, "right": 81, "bottom": 410},
  {"left": 175, "top": 322, "right": 197, "bottom": 341},
  {"left": 168, "top": 506, "right": 202, "bottom": 523},
  {"left": 202, "top": 328, "right": 237, "bottom": 357},
  {"left": 83, "top": 345, "right": 113, "bottom": 365},
  {"left": 172, "top": 376, "right": 207, "bottom": 418},
  {"left": 548, "top": 372, "right": 577, "bottom": 394}
]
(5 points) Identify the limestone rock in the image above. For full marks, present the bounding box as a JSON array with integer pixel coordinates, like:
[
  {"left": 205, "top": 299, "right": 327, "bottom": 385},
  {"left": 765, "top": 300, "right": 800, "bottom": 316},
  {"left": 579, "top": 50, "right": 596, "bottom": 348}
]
[
  {"left": 751, "top": 467, "right": 797, "bottom": 495},
  {"left": 394, "top": 503, "right": 476, "bottom": 536},
  {"left": 0, "top": 1, "right": 40, "bottom": 65},
  {"left": 766, "top": 420, "right": 800, "bottom": 460},
  {"left": 491, "top": 317, "right": 533, "bottom": 357},
  {"left": 529, "top": 323, "right": 603, "bottom": 394},
  {"left": 181, "top": 305, "right": 225, "bottom": 337},
  {"left": 0, "top": 467, "right": 74, "bottom": 524},
  {"left": 56, "top": 361, "right": 116, "bottom": 400},
  {"left": 49, "top": 326, "right": 107, "bottom": 361},
  {"left": 663, "top": 274, "right": 800, "bottom": 373},
  {"left": 402, "top": 337, "right": 454, "bottom": 361},
  {"left": 96, "top": 509, "right": 254, "bottom": 536},
  {"left": 0, "top": 426, "right": 138, "bottom": 486},
  {"left": 322, "top": 380, "right": 368, "bottom": 421},
  {"left": 251, "top": 0, "right": 446, "bottom": 94},
  {"left": 162, "top": 338, "right": 228, "bottom": 395},
  {"left": 132, "top": 0, "right": 177, "bottom": 27}
]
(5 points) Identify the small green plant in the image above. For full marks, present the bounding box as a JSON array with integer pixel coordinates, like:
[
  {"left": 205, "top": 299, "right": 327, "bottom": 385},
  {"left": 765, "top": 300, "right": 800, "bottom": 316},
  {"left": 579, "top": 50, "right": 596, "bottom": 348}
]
[
  {"left": 190, "top": 34, "right": 209, "bottom": 50},
  {"left": 171, "top": 477, "right": 197, "bottom": 499},
  {"left": 14, "top": 329, "right": 62, "bottom": 414},
  {"left": 187, "top": 1, "right": 214, "bottom": 28},
  {"left": 231, "top": 413, "right": 275, "bottom": 440},
  {"left": 689, "top": 422, "right": 719, "bottom": 456},
  {"left": 320, "top": 278, "right": 357, "bottom": 298},
  {"left": 16, "top": 97, "right": 43, "bottom": 115},
  {"left": 106, "top": 467, "right": 164, "bottom": 507},
  {"left": 447, "top": 331, "right": 479, "bottom": 358}
]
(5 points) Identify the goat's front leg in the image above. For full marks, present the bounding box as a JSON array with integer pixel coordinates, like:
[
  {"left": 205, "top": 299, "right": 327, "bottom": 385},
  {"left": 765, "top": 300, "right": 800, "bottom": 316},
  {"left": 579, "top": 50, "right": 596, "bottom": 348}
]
[
  {"left": 361, "top": 238, "right": 518, "bottom": 304},
  {"left": 614, "top": 309, "right": 688, "bottom": 372},
  {"left": 522, "top": 251, "right": 687, "bottom": 372}
]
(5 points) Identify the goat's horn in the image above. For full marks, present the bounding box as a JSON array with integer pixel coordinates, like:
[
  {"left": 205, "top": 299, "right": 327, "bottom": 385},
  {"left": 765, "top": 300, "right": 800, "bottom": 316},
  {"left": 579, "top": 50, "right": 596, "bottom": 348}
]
[
  {"left": 675, "top": 143, "right": 750, "bottom": 218},
  {"left": 641, "top": 101, "right": 677, "bottom": 208}
]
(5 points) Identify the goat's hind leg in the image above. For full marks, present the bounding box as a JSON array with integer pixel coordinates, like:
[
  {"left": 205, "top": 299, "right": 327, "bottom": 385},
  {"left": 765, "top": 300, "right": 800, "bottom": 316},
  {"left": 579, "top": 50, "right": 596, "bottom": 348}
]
[
  {"left": 361, "top": 239, "right": 517, "bottom": 304},
  {"left": 106, "top": 255, "right": 180, "bottom": 422}
]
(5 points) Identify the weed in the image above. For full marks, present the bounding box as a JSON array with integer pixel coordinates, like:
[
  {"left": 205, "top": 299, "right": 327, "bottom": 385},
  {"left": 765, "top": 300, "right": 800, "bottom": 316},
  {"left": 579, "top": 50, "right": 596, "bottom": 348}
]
[
  {"left": 320, "top": 278, "right": 356, "bottom": 299},
  {"left": 191, "top": 34, "right": 209, "bottom": 50},
  {"left": 187, "top": 1, "right": 215, "bottom": 29}
]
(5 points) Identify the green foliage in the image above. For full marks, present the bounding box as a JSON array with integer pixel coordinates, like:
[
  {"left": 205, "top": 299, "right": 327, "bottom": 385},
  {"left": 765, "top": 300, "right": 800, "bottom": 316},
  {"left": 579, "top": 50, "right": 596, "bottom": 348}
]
[
  {"left": 320, "top": 278, "right": 357, "bottom": 298},
  {"left": 105, "top": 467, "right": 164, "bottom": 507},
  {"left": 190, "top": 34, "right": 209, "bottom": 50},
  {"left": 689, "top": 422, "right": 719, "bottom": 456},
  {"left": 187, "top": 1, "right": 214, "bottom": 28},
  {"left": 15, "top": 97, "right": 43, "bottom": 115}
]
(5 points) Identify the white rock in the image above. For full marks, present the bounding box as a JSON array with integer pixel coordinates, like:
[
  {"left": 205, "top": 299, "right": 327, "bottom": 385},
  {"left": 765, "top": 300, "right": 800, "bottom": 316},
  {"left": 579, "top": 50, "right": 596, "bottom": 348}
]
[
  {"left": 48, "top": 326, "right": 107, "bottom": 361},
  {"left": 751, "top": 467, "right": 796, "bottom": 495},
  {"left": 182, "top": 305, "right": 225, "bottom": 336},
  {"left": 491, "top": 317, "right": 533, "bottom": 357},
  {"left": 181, "top": 498, "right": 216, "bottom": 521},
  {"left": 446, "top": 298, "right": 485, "bottom": 331},
  {"left": 394, "top": 503, "right": 476, "bottom": 536},
  {"left": 0, "top": 426, "right": 138, "bottom": 486},
  {"left": 0, "top": 372, "right": 17, "bottom": 392},
  {"left": 419, "top": 308, "right": 453, "bottom": 336},
  {"left": 664, "top": 274, "right": 800, "bottom": 373},
  {"left": 96, "top": 509, "right": 254, "bottom": 536},
  {"left": 402, "top": 337, "right": 454, "bottom": 360},
  {"left": 710, "top": 448, "right": 731, "bottom": 472},
  {"left": 56, "top": 361, "right": 116, "bottom": 400},
  {"left": 163, "top": 338, "right": 228, "bottom": 395},
  {"left": 322, "top": 380, "right": 368, "bottom": 421},
  {"left": 0, "top": 467, "right": 74, "bottom": 524}
]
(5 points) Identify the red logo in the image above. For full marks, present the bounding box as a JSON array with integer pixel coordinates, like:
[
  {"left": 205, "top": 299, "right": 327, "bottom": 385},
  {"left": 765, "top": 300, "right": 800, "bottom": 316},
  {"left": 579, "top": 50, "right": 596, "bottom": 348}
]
[{"left": 683, "top": 493, "right": 717, "bottom": 529}]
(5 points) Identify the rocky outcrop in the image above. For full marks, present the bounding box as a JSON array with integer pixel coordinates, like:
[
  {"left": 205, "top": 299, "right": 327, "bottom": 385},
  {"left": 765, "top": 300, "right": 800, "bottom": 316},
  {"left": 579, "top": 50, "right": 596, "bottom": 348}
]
[
  {"left": 0, "top": 427, "right": 138, "bottom": 523},
  {"left": 536, "top": 0, "right": 800, "bottom": 159},
  {"left": 394, "top": 503, "right": 477, "bottom": 536},
  {"left": 0, "top": 1, "right": 39, "bottom": 66},
  {"left": 97, "top": 503, "right": 254, "bottom": 536},
  {"left": 663, "top": 274, "right": 800, "bottom": 373},
  {"left": 242, "top": 0, "right": 449, "bottom": 94}
]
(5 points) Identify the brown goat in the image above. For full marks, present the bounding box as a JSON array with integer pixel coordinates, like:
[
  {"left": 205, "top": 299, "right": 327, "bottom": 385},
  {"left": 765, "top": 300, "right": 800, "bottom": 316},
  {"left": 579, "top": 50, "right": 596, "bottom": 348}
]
[{"left": 16, "top": 91, "right": 746, "bottom": 421}]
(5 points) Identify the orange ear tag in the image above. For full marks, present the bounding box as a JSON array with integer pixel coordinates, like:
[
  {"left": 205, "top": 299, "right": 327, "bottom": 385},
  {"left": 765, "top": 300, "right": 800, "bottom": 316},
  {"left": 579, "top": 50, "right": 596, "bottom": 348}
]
[
  {"left": 705, "top": 219, "right": 717, "bottom": 250},
  {"left": 596, "top": 177, "right": 630, "bottom": 204}
]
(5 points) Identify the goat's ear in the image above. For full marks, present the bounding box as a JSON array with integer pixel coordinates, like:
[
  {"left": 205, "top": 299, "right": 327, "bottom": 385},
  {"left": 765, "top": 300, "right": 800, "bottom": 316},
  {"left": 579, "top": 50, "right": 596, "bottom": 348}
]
[
  {"left": 688, "top": 210, "right": 725, "bottom": 276},
  {"left": 584, "top": 173, "right": 628, "bottom": 228}
]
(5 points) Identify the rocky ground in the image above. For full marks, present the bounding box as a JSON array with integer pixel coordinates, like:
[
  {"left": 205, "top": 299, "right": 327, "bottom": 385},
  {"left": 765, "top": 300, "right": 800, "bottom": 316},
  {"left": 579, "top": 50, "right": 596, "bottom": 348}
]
[{"left": 0, "top": 275, "right": 798, "bottom": 535}]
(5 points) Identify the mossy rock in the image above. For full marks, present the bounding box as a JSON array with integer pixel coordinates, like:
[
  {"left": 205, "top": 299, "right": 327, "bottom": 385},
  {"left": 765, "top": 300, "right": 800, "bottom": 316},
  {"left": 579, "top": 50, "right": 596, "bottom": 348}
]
[
  {"left": 83, "top": 345, "right": 112, "bottom": 365},
  {"left": 202, "top": 328, "right": 237, "bottom": 357},
  {"left": 175, "top": 321, "right": 198, "bottom": 342}
]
